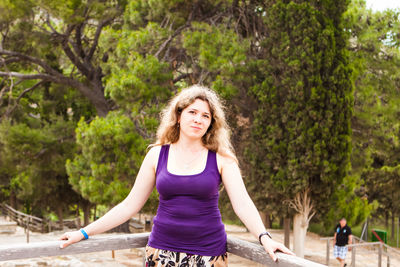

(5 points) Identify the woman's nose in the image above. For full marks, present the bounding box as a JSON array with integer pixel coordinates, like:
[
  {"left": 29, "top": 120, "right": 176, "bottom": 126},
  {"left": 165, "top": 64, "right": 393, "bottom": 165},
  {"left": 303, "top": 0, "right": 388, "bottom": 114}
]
[{"left": 194, "top": 115, "right": 201, "bottom": 123}]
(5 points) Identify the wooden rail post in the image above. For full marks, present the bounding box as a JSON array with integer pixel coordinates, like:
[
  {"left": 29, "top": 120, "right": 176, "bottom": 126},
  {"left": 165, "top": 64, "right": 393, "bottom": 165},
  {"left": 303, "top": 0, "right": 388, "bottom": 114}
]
[
  {"left": 325, "top": 238, "right": 330, "bottom": 266},
  {"left": 284, "top": 217, "right": 290, "bottom": 248},
  {"left": 378, "top": 243, "right": 382, "bottom": 267},
  {"left": 26, "top": 217, "right": 30, "bottom": 243},
  {"left": 387, "top": 254, "right": 390, "bottom": 267},
  {"left": 142, "top": 248, "right": 146, "bottom": 267},
  {"left": 397, "top": 217, "right": 399, "bottom": 248},
  {"left": 351, "top": 246, "right": 356, "bottom": 267}
]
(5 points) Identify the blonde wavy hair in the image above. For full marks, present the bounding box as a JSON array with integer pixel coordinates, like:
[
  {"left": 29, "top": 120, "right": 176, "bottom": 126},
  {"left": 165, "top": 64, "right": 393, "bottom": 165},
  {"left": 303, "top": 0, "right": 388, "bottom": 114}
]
[{"left": 153, "top": 85, "right": 237, "bottom": 162}]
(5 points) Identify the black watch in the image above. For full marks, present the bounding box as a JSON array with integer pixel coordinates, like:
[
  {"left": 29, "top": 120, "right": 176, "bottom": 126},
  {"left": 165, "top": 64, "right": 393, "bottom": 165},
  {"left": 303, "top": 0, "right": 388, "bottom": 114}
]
[{"left": 258, "top": 231, "right": 272, "bottom": 245}]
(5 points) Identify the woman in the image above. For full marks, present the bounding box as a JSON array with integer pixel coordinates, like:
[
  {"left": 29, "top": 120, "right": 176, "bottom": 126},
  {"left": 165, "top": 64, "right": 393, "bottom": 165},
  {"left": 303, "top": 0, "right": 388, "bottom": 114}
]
[{"left": 60, "top": 85, "right": 294, "bottom": 266}]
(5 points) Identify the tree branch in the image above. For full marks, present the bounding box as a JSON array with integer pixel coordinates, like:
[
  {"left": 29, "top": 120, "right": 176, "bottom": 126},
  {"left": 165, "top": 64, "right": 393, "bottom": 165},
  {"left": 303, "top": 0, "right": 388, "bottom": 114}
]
[
  {"left": 86, "top": 18, "right": 114, "bottom": 62},
  {"left": 73, "top": 6, "right": 90, "bottom": 61},
  {"left": 46, "top": 12, "right": 62, "bottom": 35},
  {"left": 0, "top": 49, "right": 60, "bottom": 76},
  {"left": 173, "top": 73, "right": 191, "bottom": 83},
  {"left": 286, "top": 188, "right": 316, "bottom": 225},
  {"left": 0, "top": 82, "right": 10, "bottom": 104},
  {"left": 75, "top": 23, "right": 86, "bottom": 59},
  {"left": 5, "top": 81, "right": 45, "bottom": 117},
  {"left": 3, "top": 57, "right": 21, "bottom": 65},
  {"left": 155, "top": 35, "right": 173, "bottom": 59},
  {"left": 16, "top": 81, "right": 45, "bottom": 102},
  {"left": 0, "top": 24, "right": 10, "bottom": 50},
  {"left": 60, "top": 25, "right": 90, "bottom": 77},
  {"left": 155, "top": 23, "right": 190, "bottom": 60},
  {"left": 0, "top": 71, "right": 54, "bottom": 81}
]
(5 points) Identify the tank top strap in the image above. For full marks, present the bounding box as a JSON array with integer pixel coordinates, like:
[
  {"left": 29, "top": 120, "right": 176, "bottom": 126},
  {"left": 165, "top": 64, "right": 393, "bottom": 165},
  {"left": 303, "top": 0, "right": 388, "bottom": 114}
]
[
  {"left": 156, "top": 144, "right": 170, "bottom": 177},
  {"left": 207, "top": 149, "right": 220, "bottom": 176}
]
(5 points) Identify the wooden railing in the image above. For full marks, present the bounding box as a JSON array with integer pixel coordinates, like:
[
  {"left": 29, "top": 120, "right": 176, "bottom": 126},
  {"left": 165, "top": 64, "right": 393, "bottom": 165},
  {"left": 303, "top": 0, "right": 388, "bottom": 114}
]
[
  {"left": 1, "top": 204, "right": 45, "bottom": 233},
  {"left": 1, "top": 203, "right": 79, "bottom": 233},
  {"left": 0, "top": 233, "right": 326, "bottom": 266},
  {"left": 321, "top": 236, "right": 400, "bottom": 267}
]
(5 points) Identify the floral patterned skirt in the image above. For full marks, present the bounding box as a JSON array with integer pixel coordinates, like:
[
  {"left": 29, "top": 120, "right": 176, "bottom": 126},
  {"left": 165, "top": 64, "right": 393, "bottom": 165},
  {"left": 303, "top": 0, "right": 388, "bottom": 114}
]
[{"left": 145, "top": 245, "right": 228, "bottom": 267}]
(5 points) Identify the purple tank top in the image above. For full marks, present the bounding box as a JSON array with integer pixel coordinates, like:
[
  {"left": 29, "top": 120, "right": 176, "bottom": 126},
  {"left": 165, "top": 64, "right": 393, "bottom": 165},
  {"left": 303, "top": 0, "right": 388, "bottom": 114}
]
[{"left": 147, "top": 144, "right": 227, "bottom": 256}]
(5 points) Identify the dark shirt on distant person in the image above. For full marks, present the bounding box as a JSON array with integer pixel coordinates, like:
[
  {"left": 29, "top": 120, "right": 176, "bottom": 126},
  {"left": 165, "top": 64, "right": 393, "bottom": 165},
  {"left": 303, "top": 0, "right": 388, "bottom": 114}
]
[{"left": 335, "top": 224, "right": 352, "bottom": 246}]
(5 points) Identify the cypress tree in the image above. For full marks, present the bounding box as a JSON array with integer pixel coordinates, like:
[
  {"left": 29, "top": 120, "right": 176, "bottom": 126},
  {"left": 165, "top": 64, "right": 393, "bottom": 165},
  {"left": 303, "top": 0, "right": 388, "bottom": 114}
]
[{"left": 247, "top": 0, "right": 353, "bottom": 256}]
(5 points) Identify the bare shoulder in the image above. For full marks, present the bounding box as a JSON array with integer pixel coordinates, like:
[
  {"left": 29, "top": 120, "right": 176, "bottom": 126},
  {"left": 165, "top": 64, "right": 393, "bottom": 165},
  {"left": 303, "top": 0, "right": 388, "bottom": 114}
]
[
  {"left": 216, "top": 151, "right": 238, "bottom": 173},
  {"left": 145, "top": 145, "right": 162, "bottom": 169},
  {"left": 147, "top": 145, "right": 162, "bottom": 158}
]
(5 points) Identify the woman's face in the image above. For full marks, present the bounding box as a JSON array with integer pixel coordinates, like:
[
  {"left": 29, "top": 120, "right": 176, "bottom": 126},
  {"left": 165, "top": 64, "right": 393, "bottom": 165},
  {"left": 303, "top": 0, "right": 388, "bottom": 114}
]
[{"left": 178, "top": 99, "right": 212, "bottom": 140}]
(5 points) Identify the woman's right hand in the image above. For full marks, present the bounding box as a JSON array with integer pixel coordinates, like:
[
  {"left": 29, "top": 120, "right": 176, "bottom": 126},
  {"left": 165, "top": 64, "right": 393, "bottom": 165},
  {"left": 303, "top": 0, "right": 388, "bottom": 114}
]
[{"left": 59, "top": 230, "right": 86, "bottom": 248}]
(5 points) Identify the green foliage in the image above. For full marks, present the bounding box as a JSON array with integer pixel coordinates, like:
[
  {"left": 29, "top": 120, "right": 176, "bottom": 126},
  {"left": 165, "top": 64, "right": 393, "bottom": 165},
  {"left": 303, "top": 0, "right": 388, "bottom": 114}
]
[
  {"left": 2, "top": 0, "right": 397, "bottom": 229},
  {"left": 345, "top": 0, "right": 400, "bottom": 221},
  {"left": 0, "top": 114, "right": 79, "bottom": 216},
  {"left": 321, "top": 174, "right": 377, "bottom": 231},
  {"left": 104, "top": 50, "right": 172, "bottom": 133},
  {"left": 36, "top": 0, "right": 126, "bottom": 23},
  {"left": 246, "top": 0, "right": 359, "bottom": 220},
  {"left": 182, "top": 22, "right": 249, "bottom": 98},
  {"left": 66, "top": 112, "right": 157, "bottom": 210},
  {"left": 183, "top": 23, "right": 247, "bottom": 73}
]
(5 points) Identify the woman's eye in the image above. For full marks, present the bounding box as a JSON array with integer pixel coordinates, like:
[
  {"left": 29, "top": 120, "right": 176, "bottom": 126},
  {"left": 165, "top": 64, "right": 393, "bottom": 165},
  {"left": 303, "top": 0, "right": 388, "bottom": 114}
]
[
  {"left": 203, "top": 115, "right": 210, "bottom": 118},
  {"left": 189, "top": 110, "right": 195, "bottom": 114}
]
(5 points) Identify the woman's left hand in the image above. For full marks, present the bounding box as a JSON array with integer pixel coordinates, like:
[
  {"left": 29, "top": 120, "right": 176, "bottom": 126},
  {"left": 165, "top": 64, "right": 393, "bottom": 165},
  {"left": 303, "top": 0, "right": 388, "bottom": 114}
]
[{"left": 261, "top": 236, "right": 295, "bottom": 262}]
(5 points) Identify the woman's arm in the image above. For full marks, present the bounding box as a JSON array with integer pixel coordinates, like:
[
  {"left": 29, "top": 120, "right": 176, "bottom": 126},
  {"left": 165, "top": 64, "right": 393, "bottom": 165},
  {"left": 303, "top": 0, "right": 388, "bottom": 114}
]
[
  {"left": 59, "top": 146, "right": 160, "bottom": 248},
  {"left": 219, "top": 154, "right": 295, "bottom": 261}
]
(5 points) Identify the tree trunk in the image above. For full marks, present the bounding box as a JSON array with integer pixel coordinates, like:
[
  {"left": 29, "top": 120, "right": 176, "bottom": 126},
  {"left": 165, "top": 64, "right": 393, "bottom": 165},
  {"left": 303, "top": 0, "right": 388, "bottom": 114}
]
[
  {"left": 289, "top": 189, "right": 315, "bottom": 258},
  {"left": 397, "top": 216, "right": 399, "bottom": 248},
  {"left": 75, "top": 204, "right": 81, "bottom": 228},
  {"left": 362, "top": 219, "right": 368, "bottom": 241},
  {"left": 83, "top": 84, "right": 109, "bottom": 117},
  {"left": 284, "top": 217, "right": 291, "bottom": 249},
  {"left": 259, "top": 211, "right": 267, "bottom": 227},
  {"left": 385, "top": 212, "right": 389, "bottom": 229},
  {"left": 9, "top": 190, "right": 17, "bottom": 209},
  {"left": 93, "top": 205, "right": 97, "bottom": 221},
  {"left": 392, "top": 212, "right": 395, "bottom": 241},
  {"left": 70, "top": 81, "right": 109, "bottom": 117},
  {"left": 83, "top": 202, "right": 91, "bottom": 226},
  {"left": 266, "top": 215, "right": 271, "bottom": 229},
  {"left": 259, "top": 211, "right": 271, "bottom": 229},
  {"left": 108, "top": 220, "right": 130, "bottom": 233},
  {"left": 293, "top": 213, "right": 307, "bottom": 258},
  {"left": 56, "top": 205, "right": 64, "bottom": 230}
]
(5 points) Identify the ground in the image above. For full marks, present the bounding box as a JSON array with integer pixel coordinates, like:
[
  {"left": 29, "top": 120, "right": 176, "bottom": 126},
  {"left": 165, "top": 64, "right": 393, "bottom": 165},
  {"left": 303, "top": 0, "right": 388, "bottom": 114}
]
[{"left": 0, "top": 216, "right": 399, "bottom": 267}]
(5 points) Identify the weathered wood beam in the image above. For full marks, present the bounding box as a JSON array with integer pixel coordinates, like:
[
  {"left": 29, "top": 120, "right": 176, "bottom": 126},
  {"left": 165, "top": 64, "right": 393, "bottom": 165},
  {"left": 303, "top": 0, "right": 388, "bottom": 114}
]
[
  {"left": 227, "top": 236, "right": 325, "bottom": 267},
  {"left": 346, "top": 241, "right": 381, "bottom": 248},
  {"left": 0, "top": 233, "right": 326, "bottom": 267},
  {"left": 0, "top": 233, "right": 149, "bottom": 261}
]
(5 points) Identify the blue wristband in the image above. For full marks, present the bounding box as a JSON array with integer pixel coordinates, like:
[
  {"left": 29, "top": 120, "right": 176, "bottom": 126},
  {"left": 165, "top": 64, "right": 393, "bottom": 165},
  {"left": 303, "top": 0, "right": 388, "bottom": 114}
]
[{"left": 80, "top": 228, "right": 89, "bottom": 240}]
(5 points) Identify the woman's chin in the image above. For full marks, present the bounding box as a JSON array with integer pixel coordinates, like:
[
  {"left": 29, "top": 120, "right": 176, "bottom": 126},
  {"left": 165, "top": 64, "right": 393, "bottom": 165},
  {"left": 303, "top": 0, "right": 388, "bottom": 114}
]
[{"left": 181, "top": 131, "right": 205, "bottom": 140}]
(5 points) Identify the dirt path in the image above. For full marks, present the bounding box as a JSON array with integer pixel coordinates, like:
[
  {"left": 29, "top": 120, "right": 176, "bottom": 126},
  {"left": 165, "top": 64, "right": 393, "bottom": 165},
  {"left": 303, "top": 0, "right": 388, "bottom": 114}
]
[{"left": 1, "top": 217, "right": 399, "bottom": 267}]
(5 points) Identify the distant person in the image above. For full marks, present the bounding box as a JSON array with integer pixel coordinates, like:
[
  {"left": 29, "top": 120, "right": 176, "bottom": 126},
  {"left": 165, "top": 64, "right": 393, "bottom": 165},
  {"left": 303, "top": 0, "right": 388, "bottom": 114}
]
[
  {"left": 59, "top": 85, "right": 294, "bottom": 266},
  {"left": 333, "top": 218, "right": 352, "bottom": 267}
]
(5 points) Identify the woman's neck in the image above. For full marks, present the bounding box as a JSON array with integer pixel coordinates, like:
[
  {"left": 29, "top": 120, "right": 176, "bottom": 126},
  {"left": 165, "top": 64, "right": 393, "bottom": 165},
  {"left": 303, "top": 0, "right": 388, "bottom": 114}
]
[{"left": 174, "top": 136, "right": 205, "bottom": 152}]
